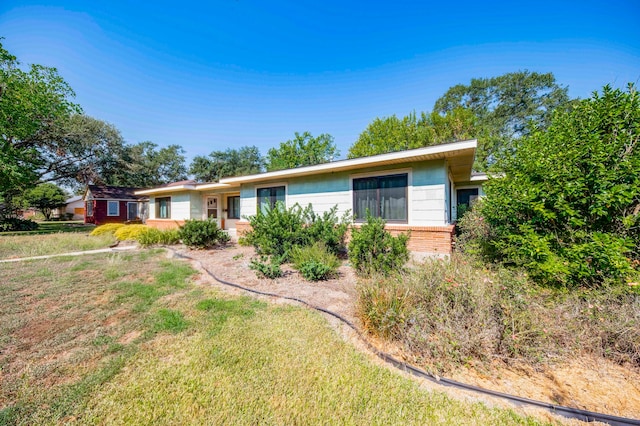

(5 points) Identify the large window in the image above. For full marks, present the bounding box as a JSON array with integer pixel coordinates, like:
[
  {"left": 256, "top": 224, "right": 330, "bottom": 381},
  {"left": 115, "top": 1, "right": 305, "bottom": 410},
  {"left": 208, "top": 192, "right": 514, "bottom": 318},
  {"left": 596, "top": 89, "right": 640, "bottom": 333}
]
[
  {"left": 156, "top": 197, "right": 171, "bottom": 219},
  {"left": 228, "top": 196, "right": 240, "bottom": 219},
  {"left": 353, "top": 173, "right": 408, "bottom": 222},
  {"left": 257, "top": 186, "right": 285, "bottom": 213},
  {"left": 107, "top": 201, "right": 119, "bottom": 216}
]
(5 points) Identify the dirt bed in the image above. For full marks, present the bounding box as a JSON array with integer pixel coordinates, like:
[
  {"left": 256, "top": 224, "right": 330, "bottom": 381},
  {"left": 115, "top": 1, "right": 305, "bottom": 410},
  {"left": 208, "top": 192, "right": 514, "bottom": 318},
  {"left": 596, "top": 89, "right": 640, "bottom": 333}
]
[{"left": 178, "top": 243, "right": 640, "bottom": 421}]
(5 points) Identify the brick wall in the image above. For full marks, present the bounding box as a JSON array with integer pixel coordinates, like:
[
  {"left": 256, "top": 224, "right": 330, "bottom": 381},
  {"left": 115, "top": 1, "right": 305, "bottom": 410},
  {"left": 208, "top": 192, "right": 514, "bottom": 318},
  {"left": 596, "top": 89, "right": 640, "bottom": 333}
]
[
  {"left": 146, "top": 219, "right": 186, "bottom": 230},
  {"left": 234, "top": 221, "right": 455, "bottom": 254}
]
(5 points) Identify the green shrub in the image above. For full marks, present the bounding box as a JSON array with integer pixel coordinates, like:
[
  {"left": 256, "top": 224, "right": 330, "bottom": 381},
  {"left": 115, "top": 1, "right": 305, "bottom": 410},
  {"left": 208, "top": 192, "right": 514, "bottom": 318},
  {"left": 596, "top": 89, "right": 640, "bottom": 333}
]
[
  {"left": 241, "top": 202, "right": 350, "bottom": 261},
  {"left": 90, "top": 223, "right": 125, "bottom": 236},
  {"left": 348, "top": 214, "right": 409, "bottom": 276},
  {"left": 291, "top": 243, "right": 340, "bottom": 281},
  {"left": 249, "top": 256, "right": 283, "bottom": 279},
  {"left": 114, "top": 224, "right": 149, "bottom": 241},
  {"left": 137, "top": 228, "right": 181, "bottom": 247},
  {"left": 178, "top": 218, "right": 230, "bottom": 249},
  {"left": 466, "top": 85, "right": 640, "bottom": 288},
  {"left": 0, "top": 218, "right": 39, "bottom": 232}
]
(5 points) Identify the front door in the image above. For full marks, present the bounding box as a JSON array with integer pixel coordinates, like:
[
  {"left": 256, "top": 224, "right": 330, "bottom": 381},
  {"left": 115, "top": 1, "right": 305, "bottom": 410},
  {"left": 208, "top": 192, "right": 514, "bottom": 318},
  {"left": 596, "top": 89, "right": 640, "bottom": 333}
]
[
  {"left": 206, "top": 196, "right": 219, "bottom": 225},
  {"left": 127, "top": 202, "right": 138, "bottom": 221}
]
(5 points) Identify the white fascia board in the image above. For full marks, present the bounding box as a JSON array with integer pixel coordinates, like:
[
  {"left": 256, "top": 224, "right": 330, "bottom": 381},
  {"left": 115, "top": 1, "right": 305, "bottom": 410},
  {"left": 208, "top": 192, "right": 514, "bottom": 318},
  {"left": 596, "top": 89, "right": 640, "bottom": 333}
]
[
  {"left": 135, "top": 185, "right": 196, "bottom": 195},
  {"left": 220, "top": 139, "right": 478, "bottom": 185}
]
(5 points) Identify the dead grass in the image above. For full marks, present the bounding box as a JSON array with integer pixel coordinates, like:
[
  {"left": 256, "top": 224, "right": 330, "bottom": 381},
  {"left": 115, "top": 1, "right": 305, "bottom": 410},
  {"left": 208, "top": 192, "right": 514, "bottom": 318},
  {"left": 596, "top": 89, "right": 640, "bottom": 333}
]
[{"left": 0, "top": 232, "right": 116, "bottom": 259}]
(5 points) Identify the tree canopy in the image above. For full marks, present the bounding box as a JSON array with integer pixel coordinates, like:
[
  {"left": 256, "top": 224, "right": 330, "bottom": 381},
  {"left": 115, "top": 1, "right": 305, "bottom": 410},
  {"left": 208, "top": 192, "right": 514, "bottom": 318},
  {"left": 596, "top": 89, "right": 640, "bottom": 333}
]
[
  {"left": 0, "top": 41, "right": 81, "bottom": 201},
  {"left": 463, "top": 84, "right": 640, "bottom": 288},
  {"left": 189, "top": 146, "right": 263, "bottom": 182},
  {"left": 434, "top": 70, "right": 570, "bottom": 167},
  {"left": 347, "top": 109, "right": 476, "bottom": 159},
  {"left": 266, "top": 132, "right": 338, "bottom": 171}
]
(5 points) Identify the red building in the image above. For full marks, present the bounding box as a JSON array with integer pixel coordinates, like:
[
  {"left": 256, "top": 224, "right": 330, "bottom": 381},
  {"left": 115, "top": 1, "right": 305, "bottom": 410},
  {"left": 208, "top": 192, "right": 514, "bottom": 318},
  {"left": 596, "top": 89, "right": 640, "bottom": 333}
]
[{"left": 83, "top": 185, "right": 148, "bottom": 225}]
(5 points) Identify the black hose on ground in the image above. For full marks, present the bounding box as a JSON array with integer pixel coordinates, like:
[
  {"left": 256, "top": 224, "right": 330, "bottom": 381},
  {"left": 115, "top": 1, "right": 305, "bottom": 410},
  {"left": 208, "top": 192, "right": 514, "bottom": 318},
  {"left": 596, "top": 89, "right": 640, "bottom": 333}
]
[{"left": 169, "top": 249, "right": 640, "bottom": 426}]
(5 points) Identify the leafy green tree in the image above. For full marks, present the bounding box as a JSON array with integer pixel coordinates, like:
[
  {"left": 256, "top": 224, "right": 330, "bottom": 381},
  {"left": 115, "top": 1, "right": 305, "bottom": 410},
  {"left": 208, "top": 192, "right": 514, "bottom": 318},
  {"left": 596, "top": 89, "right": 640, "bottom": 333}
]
[
  {"left": 465, "top": 85, "right": 640, "bottom": 288},
  {"left": 0, "top": 40, "right": 81, "bottom": 204},
  {"left": 266, "top": 132, "right": 338, "bottom": 171},
  {"left": 348, "top": 109, "right": 476, "bottom": 158},
  {"left": 53, "top": 115, "right": 128, "bottom": 188},
  {"left": 107, "top": 141, "right": 188, "bottom": 187},
  {"left": 20, "top": 183, "right": 68, "bottom": 220},
  {"left": 189, "top": 146, "right": 263, "bottom": 182},
  {"left": 434, "top": 70, "right": 570, "bottom": 167}
]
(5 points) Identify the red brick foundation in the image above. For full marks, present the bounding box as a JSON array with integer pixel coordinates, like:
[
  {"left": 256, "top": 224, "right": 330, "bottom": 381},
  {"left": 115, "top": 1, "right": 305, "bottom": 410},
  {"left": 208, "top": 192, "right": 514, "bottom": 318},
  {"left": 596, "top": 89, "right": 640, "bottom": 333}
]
[
  {"left": 146, "top": 219, "right": 186, "bottom": 230},
  {"left": 235, "top": 221, "right": 455, "bottom": 254}
]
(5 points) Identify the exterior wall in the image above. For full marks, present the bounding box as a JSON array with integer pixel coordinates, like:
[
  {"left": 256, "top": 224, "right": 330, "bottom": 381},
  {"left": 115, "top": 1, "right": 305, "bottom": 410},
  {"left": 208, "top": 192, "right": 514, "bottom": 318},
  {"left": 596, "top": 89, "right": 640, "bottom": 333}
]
[
  {"left": 86, "top": 200, "right": 129, "bottom": 225},
  {"left": 146, "top": 219, "right": 185, "bottom": 230},
  {"left": 238, "top": 159, "right": 447, "bottom": 227},
  {"left": 65, "top": 200, "right": 85, "bottom": 220},
  {"left": 149, "top": 191, "right": 200, "bottom": 220},
  {"left": 234, "top": 159, "right": 454, "bottom": 253},
  {"left": 236, "top": 222, "right": 455, "bottom": 254}
]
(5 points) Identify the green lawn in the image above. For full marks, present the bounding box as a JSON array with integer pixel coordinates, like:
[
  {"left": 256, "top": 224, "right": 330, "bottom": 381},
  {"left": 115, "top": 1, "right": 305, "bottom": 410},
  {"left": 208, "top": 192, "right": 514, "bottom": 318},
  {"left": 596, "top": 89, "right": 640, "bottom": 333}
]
[{"left": 0, "top": 249, "right": 549, "bottom": 425}]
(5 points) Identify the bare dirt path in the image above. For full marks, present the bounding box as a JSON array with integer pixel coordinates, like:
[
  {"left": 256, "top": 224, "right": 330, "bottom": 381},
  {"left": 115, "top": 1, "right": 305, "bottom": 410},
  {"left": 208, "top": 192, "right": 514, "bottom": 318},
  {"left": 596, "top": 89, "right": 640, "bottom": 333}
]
[{"left": 177, "top": 243, "right": 640, "bottom": 423}]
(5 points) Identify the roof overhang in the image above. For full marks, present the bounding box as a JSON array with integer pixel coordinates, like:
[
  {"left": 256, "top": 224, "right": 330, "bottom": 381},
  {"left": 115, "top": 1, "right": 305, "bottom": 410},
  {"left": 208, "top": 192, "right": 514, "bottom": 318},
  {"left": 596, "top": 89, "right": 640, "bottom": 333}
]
[
  {"left": 219, "top": 139, "right": 478, "bottom": 185},
  {"left": 135, "top": 182, "right": 240, "bottom": 196}
]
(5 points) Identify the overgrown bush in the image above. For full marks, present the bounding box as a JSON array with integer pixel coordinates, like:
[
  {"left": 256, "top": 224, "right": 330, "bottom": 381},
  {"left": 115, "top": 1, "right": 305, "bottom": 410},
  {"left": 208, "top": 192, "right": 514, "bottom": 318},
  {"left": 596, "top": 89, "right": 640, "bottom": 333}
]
[
  {"left": 291, "top": 242, "right": 340, "bottom": 281},
  {"left": 463, "top": 85, "right": 640, "bottom": 288},
  {"left": 137, "top": 228, "right": 181, "bottom": 247},
  {"left": 0, "top": 217, "right": 39, "bottom": 232},
  {"left": 249, "top": 256, "right": 283, "bottom": 279},
  {"left": 348, "top": 214, "right": 409, "bottom": 276},
  {"left": 113, "top": 224, "right": 149, "bottom": 241},
  {"left": 241, "top": 202, "right": 350, "bottom": 262},
  {"left": 90, "top": 223, "right": 125, "bottom": 236},
  {"left": 357, "top": 254, "right": 640, "bottom": 372},
  {"left": 179, "top": 219, "right": 230, "bottom": 249}
]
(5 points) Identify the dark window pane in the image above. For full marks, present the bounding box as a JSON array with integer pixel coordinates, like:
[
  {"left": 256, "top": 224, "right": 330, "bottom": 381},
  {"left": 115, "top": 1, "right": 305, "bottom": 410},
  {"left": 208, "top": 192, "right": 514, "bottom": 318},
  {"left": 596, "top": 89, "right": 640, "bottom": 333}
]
[{"left": 353, "top": 174, "right": 407, "bottom": 222}]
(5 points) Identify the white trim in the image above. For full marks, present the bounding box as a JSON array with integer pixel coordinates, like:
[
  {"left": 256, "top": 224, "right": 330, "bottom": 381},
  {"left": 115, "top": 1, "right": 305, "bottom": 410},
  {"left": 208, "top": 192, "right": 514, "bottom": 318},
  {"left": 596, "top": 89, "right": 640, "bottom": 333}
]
[
  {"left": 107, "top": 201, "right": 119, "bottom": 216},
  {"left": 220, "top": 139, "right": 477, "bottom": 185},
  {"left": 350, "top": 168, "right": 412, "bottom": 224}
]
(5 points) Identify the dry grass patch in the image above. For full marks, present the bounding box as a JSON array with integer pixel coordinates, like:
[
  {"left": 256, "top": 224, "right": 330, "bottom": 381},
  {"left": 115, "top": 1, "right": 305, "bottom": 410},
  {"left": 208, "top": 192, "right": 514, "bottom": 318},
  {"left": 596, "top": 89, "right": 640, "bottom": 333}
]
[
  {"left": 0, "top": 250, "right": 195, "bottom": 424},
  {"left": 0, "top": 232, "right": 116, "bottom": 259}
]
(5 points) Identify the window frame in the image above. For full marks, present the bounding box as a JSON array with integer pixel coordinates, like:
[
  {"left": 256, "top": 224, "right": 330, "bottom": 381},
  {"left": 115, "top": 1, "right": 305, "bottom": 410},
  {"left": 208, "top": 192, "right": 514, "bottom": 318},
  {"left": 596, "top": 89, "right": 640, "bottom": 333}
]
[
  {"left": 255, "top": 184, "right": 287, "bottom": 213},
  {"left": 107, "top": 200, "right": 120, "bottom": 217},
  {"left": 155, "top": 196, "right": 171, "bottom": 219},
  {"left": 351, "top": 170, "right": 410, "bottom": 224},
  {"left": 86, "top": 201, "right": 93, "bottom": 217},
  {"left": 227, "top": 195, "right": 241, "bottom": 219}
]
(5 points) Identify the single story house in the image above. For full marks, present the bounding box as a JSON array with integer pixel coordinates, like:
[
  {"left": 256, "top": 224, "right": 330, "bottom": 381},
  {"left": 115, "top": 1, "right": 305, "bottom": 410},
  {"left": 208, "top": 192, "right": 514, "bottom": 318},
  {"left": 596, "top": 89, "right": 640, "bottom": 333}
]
[
  {"left": 63, "top": 195, "right": 85, "bottom": 220},
  {"left": 136, "top": 140, "right": 486, "bottom": 254},
  {"left": 84, "top": 185, "right": 149, "bottom": 225}
]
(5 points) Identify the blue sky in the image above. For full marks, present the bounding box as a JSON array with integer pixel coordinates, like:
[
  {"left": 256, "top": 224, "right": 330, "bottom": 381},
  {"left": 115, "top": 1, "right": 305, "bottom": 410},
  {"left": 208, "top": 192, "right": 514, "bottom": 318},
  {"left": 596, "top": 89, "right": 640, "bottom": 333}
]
[{"left": 1, "top": 1, "right": 639, "bottom": 164}]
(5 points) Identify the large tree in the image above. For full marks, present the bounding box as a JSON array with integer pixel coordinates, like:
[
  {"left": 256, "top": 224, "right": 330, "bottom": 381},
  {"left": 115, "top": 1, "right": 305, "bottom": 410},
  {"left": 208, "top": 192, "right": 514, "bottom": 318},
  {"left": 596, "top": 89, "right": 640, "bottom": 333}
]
[
  {"left": 51, "top": 115, "right": 128, "bottom": 188},
  {"left": 266, "top": 132, "right": 338, "bottom": 171},
  {"left": 0, "top": 41, "right": 81, "bottom": 203},
  {"left": 434, "top": 70, "right": 570, "bottom": 167},
  {"left": 107, "top": 141, "right": 188, "bottom": 187},
  {"left": 189, "top": 146, "right": 263, "bottom": 182},
  {"left": 466, "top": 84, "right": 639, "bottom": 287},
  {"left": 347, "top": 108, "right": 476, "bottom": 159}
]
